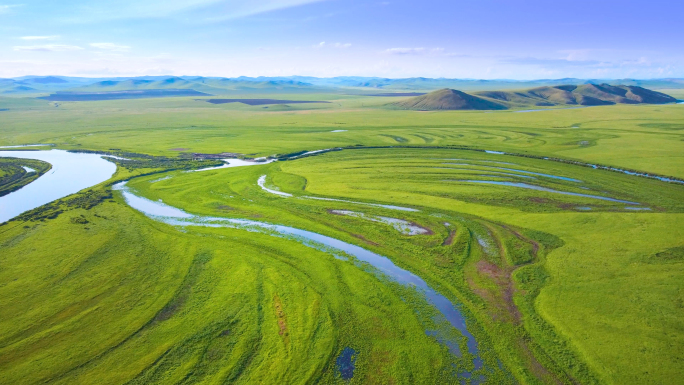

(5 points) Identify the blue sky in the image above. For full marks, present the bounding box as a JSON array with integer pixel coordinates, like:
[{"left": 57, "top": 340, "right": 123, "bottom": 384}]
[{"left": 1, "top": 0, "right": 682, "bottom": 79}]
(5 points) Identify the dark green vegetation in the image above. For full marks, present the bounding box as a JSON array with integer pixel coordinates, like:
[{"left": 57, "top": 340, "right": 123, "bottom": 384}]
[
  {"left": 0, "top": 157, "right": 50, "bottom": 196},
  {"left": 0, "top": 91, "right": 682, "bottom": 384},
  {"left": 392, "top": 85, "right": 676, "bottom": 111}
]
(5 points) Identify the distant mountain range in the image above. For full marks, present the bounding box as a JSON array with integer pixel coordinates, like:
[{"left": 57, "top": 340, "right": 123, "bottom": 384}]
[
  {"left": 1, "top": 75, "right": 683, "bottom": 96},
  {"left": 391, "top": 85, "right": 678, "bottom": 111}
]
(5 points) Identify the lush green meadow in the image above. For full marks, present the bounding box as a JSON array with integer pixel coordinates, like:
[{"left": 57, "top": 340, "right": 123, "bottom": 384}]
[
  {"left": 0, "top": 94, "right": 682, "bottom": 384},
  {"left": 1, "top": 95, "right": 683, "bottom": 178}
]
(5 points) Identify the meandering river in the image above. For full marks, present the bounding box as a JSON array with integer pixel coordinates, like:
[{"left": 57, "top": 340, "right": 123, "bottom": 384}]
[
  {"left": 115, "top": 180, "right": 484, "bottom": 371},
  {"left": 0, "top": 149, "right": 484, "bottom": 375},
  {"left": 0, "top": 150, "right": 116, "bottom": 223}
]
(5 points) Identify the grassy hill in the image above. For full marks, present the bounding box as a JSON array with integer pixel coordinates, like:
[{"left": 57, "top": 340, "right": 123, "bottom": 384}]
[
  {"left": 391, "top": 88, "right": 508, "bottom": 110},
  {"left": 477, "top": 84, "right": 676, "bottom": 108},
  {"left": 392, "top": 85, "right": 677, "bottom": 110}
]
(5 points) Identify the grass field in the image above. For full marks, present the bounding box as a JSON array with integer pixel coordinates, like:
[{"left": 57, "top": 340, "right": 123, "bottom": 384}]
[
  {"left": 0, "top": 94, "right": 682, "bottom": 384},
  {"left": 0, "top": 157, "right": 51, "bottom": 196}
]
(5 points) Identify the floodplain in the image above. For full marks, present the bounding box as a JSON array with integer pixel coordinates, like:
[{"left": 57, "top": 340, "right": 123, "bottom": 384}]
[{"left": 0, "top": 91, "right": 682, "bottom": 385}]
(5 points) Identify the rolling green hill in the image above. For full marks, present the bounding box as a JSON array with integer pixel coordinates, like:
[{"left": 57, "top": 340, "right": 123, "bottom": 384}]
[
  {"left": 392, "top": 85, "right": 677, "bottom": 110},
  {"left": 476, "top": 84, "right": 676, "bottom": 108},
  {"left": 391, "top": 88, "right": 509, "bottom": 110}
]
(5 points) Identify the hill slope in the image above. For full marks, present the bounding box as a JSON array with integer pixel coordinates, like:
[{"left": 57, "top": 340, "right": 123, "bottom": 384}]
[
  {"left": 476, "top": 84, "right": 676, "bottom": 107},
  {"left": 391, "top": 89, "right": 508, "bottom": 110}
]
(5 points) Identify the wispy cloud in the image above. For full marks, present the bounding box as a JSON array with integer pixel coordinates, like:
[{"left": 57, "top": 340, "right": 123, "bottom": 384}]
[
  {"left": 383, "top": 47, "right": 444, "bottom": 55},
  {"left": 51, "top": 0, "right": 328, "bottom": 22},
  {"left": 501, "top": 57, "right": 602, "bottom": 67},
  {"left": 14, "top": 44, "right": 84, "bottom": 52},
  {"left": 90, "top": 43, "right": 130, "bottom": 52},
  {"left": 313, "top": 41, "right": 351, "bottom": 49},
  {"left": 20, "top": 35, "right": 59, "bottom": 41},
  {"left": 0, "top": 4, "right": 22, "bottom": 14}
]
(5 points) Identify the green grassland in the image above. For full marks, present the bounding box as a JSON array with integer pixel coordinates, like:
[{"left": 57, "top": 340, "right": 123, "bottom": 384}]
[
  {"left": 120, "top": 148, "right": 683, "bottom": 384},
  {"left": 1, "top": 95, "right": 682, "bottom": 178},
  {"left": 0, "top": 157, "right": 51, "bottom": 196},
  {"left": 660, "top": 89, "right": 684, "bottom": 99},
  {"left": 0, "top": 94, "right": 683, "bottom": 384}
]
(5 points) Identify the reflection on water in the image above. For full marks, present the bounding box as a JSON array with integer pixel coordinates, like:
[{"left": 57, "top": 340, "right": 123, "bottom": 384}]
[
  {"left": 306, "top": 196, "right": 419, "bottom": 212},
  {"left": 330, "top": 209, "right": 429, "bottom": 235},
  {"left": 257, "top": 175, "right": 293, "bottom": 197},
  {"left": 456, "top": 180, "right": 640, "bottom": 204},
  {"left": 336, "top": 347, "right": 357, "bottom": 380},
  {"left": 0, "top": 144, "right": 53, "bottom": 149},
  {"left": 442, "top": 163, "right": 581, "bottom": 182},
  {"left": 193, "top": 158, "right": 276, "bottom": 172},
  {"left": 0, "top": 150, "right": 117, "bottom": 223},
  {"left": 439, "top": 166, "right": 537, "bottom": 179}
]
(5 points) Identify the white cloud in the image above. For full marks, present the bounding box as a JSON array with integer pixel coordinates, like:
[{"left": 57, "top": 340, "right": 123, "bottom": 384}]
[
  {"left": 90, "top": 43, "right": 131, "bottom": 52},
  {"left": 14, "top": 44, "right": 84, "bottom": 52},
  {"left": 0, "top": 4, "right": 21, "bottom": 14},
  {"left": 559, "top": 49, "right": 593, "bottom": 61},
  {"left": 20, "top": 35, "right": 59, "bottom": 41},
  {"left": 53, "top": 0, "right": 328, "bottom": 22},
  {"left": 314, "top": 41, "right": 351, "bottom": 49},
  {"left": 383, "top": 47, "right": 443, "bottom": 55}
]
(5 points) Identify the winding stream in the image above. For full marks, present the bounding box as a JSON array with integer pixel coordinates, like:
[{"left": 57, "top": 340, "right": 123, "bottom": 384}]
[
  {"left": 457, "top": 180, "right": 640, "bottom": 204},
  {"left": 114, "top": 181, "right": 484, "bottom": 371}
]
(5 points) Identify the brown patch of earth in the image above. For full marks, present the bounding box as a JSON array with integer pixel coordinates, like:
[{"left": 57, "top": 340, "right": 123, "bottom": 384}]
[
  {"left": 529, "top": 197, "right": 551, "bottom": 204},
  {"left": 273, "top": 295, "right": 289, "bottom": 344},
  {"left": 442, "top": 230, "right": 456, "bottom": 246},
  {"left": 501, "top": 224, "right": 540, "bottom": 255},
  {"left": 475, "top": 260, "right": 521, "bottom": 324},
  {"left": 170, "top": 148, "right": 189, "bottom": 151},
  {"left": 519, "top": 341, "right": 565, "bottom": 385},
  {"left": 366, "top": 350, "right": 397, "bottom": 385},
  {"left": 471, "top": 226, "right": 566, "bottom": 384},
  {"left": 409, "top": 221, "right": 434, "bottom": 235}
]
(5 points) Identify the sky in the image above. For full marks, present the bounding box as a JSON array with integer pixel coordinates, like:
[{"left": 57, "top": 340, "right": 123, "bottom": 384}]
[{"left": 0, "top": 0, "right": 682, "bottom": 79}]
